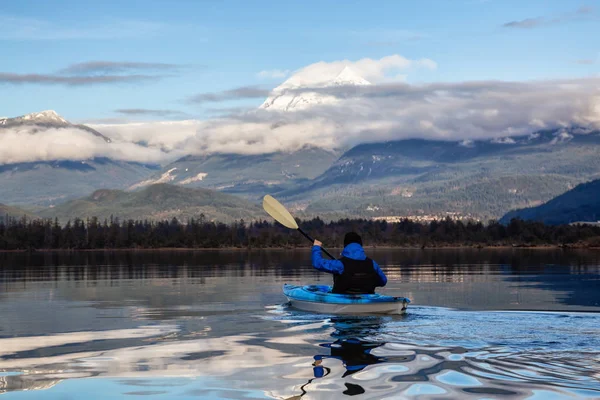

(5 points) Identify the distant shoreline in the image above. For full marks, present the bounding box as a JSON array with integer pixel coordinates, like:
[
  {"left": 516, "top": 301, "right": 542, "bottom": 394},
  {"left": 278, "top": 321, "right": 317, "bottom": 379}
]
[{"left": 1, "top": 244, "right": 599, "bottom": 253}]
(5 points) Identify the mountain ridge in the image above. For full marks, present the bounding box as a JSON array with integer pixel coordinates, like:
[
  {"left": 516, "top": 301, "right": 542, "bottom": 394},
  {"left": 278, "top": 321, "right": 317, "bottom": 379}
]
[
  {"left": 500, "top": 178, "right": 600, "bottom": 225},
  {"left": 38, "top": 183, "right": 266, "bottom": 223},
  {"left": 0, "top": 110, "right": 112, "bottom": 142}
]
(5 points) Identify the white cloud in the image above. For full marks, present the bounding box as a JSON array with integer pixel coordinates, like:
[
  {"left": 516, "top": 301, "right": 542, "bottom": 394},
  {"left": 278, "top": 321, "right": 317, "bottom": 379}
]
[
  {"left": 0, "top": 127, "right": 172, "bottom": 165},
  {"left": 280, "top": 55, "right": 437, "bottom": 87},
  {"left": 78, "top": 77, "right": 600, "bottom": 158},
  {"left": 256, "top": 69, "right": 291, "bottom": 79},
  {"left": 89, "top": 120, "right": 202, "bottom": 153}
]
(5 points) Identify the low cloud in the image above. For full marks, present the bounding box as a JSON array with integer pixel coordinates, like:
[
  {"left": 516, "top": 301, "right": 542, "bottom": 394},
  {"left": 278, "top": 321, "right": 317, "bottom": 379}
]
[
  {"left": 575, "top": 59, "right": 595, "bottom": 65},
  {"left": 0, "top": 126, "right": 173, "bottom": 165},
  {"left": 187, "top": 86, "right": 270, "bottom": 104},
  {"left": 89, "top": 120, "right": 202, "bottom": 153},
  {"left": 503, "top": 5, "right": 596, "bottom": 29},
  {"left": 257, "top": 69, "right": 291, "bottom": 79},
  {"left": 111, "top": 77, "right": 600, "bottom": 156}
]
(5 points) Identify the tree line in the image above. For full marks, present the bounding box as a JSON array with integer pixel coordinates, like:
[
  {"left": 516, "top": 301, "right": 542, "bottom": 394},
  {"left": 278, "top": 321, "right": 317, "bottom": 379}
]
[{"left": 1, "top": 215, "right": 600, "bottom": 251}]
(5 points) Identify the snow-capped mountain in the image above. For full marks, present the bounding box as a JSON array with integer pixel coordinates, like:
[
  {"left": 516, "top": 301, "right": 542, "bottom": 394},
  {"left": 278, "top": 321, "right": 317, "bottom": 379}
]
[
  {"left": 0, "top": 110, "right": 161, "bottom": 206},
  {"left": 0, "top": 110, "right": 111, "bottom": 143},
  {"left": 260, "top": 66, "right": 371, "bottom": 112},
  {"left": 0, "top": 110, "right": 68, "bottom": 125}
]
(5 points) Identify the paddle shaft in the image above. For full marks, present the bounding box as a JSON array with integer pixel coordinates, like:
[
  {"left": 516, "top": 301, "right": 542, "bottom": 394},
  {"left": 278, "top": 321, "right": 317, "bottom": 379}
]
[{"left": 297, "top": 227, "right": 336, "bottom": 260}]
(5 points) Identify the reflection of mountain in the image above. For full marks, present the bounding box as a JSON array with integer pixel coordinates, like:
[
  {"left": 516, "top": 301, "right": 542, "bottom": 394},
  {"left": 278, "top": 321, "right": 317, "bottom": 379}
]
[
  {"left": 0, "top": 375, "right": 62, "bottom": 394},
  {"left": 505, "top": 268, "right": 600, "bottom": 308},
  {"left": 2, "top": 249, "right": 600, "bottom": 312}
]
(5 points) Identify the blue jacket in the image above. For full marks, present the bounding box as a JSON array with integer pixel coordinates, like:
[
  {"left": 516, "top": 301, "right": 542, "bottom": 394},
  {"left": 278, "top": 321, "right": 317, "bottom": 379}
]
[{"left": 311, "top": 243, "right": 387, "bottom": 287}]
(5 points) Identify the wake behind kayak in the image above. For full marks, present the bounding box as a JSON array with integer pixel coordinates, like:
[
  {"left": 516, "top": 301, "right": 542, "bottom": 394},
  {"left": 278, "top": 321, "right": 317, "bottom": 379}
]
[{"left": 283, "top": 284, "right": 410, "bottom": 315}]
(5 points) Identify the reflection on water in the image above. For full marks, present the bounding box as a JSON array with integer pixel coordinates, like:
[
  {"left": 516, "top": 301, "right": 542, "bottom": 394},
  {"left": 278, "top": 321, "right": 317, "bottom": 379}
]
[{"left": 0, "top": 249, "right": 599, "bottom": 399}]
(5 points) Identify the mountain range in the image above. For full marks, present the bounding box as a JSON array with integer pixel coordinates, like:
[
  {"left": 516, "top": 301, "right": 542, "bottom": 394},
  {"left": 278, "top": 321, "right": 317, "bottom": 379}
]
[
  {"left": 2, "top": 68, "right": 600, "bottom": 223},
  {"left": 276, "top": 127, "right": 600, "bottom": 220}
]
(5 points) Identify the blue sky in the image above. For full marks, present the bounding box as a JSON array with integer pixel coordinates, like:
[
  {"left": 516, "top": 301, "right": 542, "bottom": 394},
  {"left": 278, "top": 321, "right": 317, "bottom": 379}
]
[{"left": 0, "top": 0, "right": 598, "bottom": 122}]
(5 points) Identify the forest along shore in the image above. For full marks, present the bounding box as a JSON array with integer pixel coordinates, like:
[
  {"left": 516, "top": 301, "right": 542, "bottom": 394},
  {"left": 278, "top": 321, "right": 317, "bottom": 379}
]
[{"left": 1, "top": 216, "right": 600, "bottom": 251}]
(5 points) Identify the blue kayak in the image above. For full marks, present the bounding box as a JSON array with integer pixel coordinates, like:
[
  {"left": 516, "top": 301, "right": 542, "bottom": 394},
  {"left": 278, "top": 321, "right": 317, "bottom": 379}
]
[{"left": 283, "top": 284, "right": 410, "bottom": 314}]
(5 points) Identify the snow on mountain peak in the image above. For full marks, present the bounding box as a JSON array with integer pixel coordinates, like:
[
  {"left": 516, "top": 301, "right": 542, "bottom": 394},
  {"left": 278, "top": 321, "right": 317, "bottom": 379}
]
[
  {"left": 260, "top": 66, "right": 371, "bottom": 112},
  {"left": 14, "top": 110, "right": 69, "bottom": 125},
  {"left": 330, "top": 66, "right": 371, "bottom": 87}
]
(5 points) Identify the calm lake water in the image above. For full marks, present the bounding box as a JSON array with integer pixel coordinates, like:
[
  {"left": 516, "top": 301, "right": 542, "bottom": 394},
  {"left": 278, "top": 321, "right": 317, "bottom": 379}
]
[{"left": 0, "top": 249, "right": 599, "bottom": 399}]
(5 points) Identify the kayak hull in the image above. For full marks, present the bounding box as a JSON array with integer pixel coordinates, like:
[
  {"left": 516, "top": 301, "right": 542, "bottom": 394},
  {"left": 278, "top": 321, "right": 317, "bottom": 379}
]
[{"left": 283, "top": 284, "right": 410, "bottom": 315}]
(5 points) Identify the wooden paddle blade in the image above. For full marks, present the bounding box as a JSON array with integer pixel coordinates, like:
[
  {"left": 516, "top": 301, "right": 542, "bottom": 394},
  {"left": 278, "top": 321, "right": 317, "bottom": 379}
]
[{"left": 263, "top": 195, "right": 299, "bottom": 229}]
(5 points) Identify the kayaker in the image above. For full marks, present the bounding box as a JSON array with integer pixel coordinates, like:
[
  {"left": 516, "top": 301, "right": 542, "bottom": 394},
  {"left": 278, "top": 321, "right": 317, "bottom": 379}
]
[{"left": 312, "top": 232, "right": 387, "bottom": 294}]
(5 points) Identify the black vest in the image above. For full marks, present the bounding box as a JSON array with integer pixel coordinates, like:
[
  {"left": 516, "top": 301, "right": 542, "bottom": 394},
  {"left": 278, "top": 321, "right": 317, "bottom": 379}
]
[{"left": 332, "top": 257, "right": 380, "bottom": 294}]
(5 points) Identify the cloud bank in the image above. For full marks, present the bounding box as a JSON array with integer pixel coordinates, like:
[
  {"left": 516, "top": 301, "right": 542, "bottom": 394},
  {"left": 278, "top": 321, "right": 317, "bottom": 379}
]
[
  {"left": 1, "top": 55, "right": 599, "bottom": 165},
  {"left": 95, "top": 77, "right": 600, "bottom": 158},
  {"left": 0, "top": 127, "right": 173, "bottom": 165}
]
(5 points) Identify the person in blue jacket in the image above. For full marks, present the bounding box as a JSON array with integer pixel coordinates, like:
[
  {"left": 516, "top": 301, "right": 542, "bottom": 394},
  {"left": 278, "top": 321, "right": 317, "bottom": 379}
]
[{"left": 312, "top": 232, "right": 387, "bottom": 294}]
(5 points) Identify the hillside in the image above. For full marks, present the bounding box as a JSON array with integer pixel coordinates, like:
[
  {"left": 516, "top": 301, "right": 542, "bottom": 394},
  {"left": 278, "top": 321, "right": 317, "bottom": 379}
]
[
  {"left": 277, "top": 128, "right": 600, "bottom": 220},
  {"left": 500, "top": 179, "right": 600, "bottom": 225},
  {"left": 0, "top": 203, "right": 38, "bottom": 222},
  {"left": 39, "top": 183, "right": 266, "bottom": 223},
  {"left": 130, "top": 146, "right": 339, "bottom": 198}
]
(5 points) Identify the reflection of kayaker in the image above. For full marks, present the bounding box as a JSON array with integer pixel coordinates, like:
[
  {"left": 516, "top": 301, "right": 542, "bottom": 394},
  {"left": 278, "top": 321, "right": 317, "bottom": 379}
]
[
  {"left": 285, "top": 317, "right": 388, "bottom": 399},
  {"left": 295, "top": 338, "right": 383, "bottom": 398},
  {"left": 312, "top": 232, "right": 387, "bottom": 295},
  {"left": 315, "top": 338, "right": 385, "bottom": 377}
]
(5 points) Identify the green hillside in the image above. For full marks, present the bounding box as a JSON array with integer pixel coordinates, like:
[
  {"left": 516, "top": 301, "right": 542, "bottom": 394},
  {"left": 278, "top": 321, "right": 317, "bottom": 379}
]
[
  {"left": 39, "top": 183, "right": 266, "bottom": 223},
  {"left": 0, "top": 204, "right": 38, "bottom": 221}
]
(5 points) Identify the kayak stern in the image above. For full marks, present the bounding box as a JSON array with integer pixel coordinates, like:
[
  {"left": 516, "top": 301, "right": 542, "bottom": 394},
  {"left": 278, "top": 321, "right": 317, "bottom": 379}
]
[{"left": 283, "top": 284, "right": 410, "bottom": 315}]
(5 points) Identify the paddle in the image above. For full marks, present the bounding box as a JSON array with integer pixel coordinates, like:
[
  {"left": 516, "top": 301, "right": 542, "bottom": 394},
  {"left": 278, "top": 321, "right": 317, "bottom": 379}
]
[{"left": 262, "top": 195, "right": 336, "bottom": 260}]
